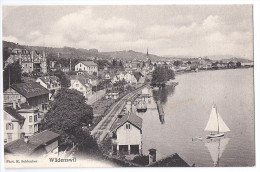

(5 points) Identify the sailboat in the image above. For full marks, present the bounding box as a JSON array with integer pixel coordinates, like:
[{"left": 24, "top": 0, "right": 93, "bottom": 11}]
[
  {"left": 205, "top": 138, "right": 230, "bottom": 166},
  {"left": 205, "top": 104, "right": 230, "bottom": 139}
]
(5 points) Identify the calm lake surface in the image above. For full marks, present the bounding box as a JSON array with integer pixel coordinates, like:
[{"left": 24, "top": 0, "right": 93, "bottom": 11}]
[{"left": 138, "top": 68, "right": 255, "bottom": 167}]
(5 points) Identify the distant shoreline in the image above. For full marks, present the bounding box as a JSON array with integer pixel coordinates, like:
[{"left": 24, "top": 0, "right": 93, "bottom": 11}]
[{"left": 174, "top": 67, "right": 253, "bottom": 76}]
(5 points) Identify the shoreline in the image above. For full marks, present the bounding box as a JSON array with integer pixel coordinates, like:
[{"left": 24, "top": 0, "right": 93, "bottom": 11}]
[{"left": 174, "top": 67, "right": 253, "bottom": 76}]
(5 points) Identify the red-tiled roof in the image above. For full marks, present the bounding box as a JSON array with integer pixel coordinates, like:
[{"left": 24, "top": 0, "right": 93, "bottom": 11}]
[
  {"left": 110, "top": 112, "right": 142, "bottom": 132},
  {"left": 4, "top": 130, "right": 60, "bottom": 155},
  {"left": 11, "top": 82, "right": 50, "bottom": 99},
  {"left": 4, "top": 107, "right": 25, "bottom": 122}
]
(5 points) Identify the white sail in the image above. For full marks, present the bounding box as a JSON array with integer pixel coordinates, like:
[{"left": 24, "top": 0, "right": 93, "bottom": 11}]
[
  {"left": 205, "top": 138, "right": 230, "bottom": 166},
  {"left": 217, "top": 112, "right": 230, "bottom": 132},
  {"left": 204, "top": 106, "right": 230, "bottom": 133},
  {"left": 204, "top": 106, "right": 219, "bottom": 132}
]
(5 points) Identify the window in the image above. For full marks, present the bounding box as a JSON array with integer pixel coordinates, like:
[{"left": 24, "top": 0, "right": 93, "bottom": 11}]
[
  {"left": 76, "top": 84, "right": 79, "bottom": 87},
  {"left": 34, "top": 124, "right": 38, "bottom": 132},
  {"left": 34, "top": 115, "right": 38, "bottom": 122},
  {"left": 7, "top": 133, "right": 12, "bottom": 142},
  {"left": 29, "top": 116, "right": 32, "bottom": 123},
  {"left": 125, "top": 123, "right": 131, "bottom": 129},
  {"left": 6, "top": 123, "right": 14, "bottom": 130}
]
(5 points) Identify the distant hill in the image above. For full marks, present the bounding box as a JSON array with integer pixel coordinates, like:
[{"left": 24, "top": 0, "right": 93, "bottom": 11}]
[
  {"left": 101, "top": 50, "right": 162, "bottom": 61},
  {"left": 3, "top": 41, "right": 253, "bottom": 63},
  {"left": 2, "top": 41, "right": 112, "bottom": 60}
]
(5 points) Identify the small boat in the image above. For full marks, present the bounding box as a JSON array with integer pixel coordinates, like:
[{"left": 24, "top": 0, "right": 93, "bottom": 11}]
[
  {"left": 205, "top": 104, "right": 230, "bottom": 139},
  {"left": 136, "top": 101, "right": 147, "bottom": 112}
]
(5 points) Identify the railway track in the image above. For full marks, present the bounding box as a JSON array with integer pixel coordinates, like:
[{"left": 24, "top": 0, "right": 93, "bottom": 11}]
[{"left": 91, "top": 84, "right": 147, "bottom": 142}]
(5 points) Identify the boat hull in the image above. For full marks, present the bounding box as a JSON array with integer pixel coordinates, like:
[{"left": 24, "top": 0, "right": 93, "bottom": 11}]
[{"left": 206, "top": 133, "right": 224, "bottom": 139}]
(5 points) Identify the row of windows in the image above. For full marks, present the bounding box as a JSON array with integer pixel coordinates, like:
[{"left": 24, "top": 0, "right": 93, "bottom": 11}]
[{"left": 29, "top": 115, "right": 38, "bottom": 123}]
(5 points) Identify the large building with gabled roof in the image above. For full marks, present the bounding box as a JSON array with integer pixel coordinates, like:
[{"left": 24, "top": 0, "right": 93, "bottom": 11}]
[
  {"left": 110, "top": 111, "right": 143, "bottom": 155},
  {"left": 75, "top": 60, "right": 98, "bottom": 75}
]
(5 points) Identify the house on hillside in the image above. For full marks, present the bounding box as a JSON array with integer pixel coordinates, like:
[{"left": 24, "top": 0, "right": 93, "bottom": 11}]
[
  {"left": 110, "top": 111, "right": 143, "bottom": 155},
  {"left": 36, "top": 76, "right": 61, "bottom": 100},
  {"left": 4, "top": 130, "right": 60, "bottom": 157},
  {"left": 3, "top": 106, "right": 25, "bottom": 144},
  {"left": 3, "top": 82, "right": 50, "bottom": 111},
  {"left": 69, "top": 75, "right": 92, "bottom": 98},
  {"left": 3, "top": 103, "right": 42, "bottom": 143},
  {"left": 75, "top": 61, "right": 98, "bottom": 75},
  {"left": 5, "top": 49, "right": 47, "bottom": 74},
  {"left": 3, "top": 82, "right": 50, "bottom": 141}
]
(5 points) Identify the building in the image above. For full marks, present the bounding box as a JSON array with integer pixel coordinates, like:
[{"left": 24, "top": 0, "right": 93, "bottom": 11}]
[
  {"left": 4, "top": 130, "right": 60, "bottom": 156},
  {"left": 3, "top": 82, "right": 50, "bottom": 110},
  {"left": 110, "top": 112, "right": 143, "bottom": 155},
  {"left": 3, "top": 103, "right": 42, "bottom": 142},
  {"left": 75, "top": 61, "right": 98, "bottom": 75},
  {"left": 5, "top": 48, "right": 47, "bottom": 74},
  {"left": 69, "top": 75, "right": 92, "bottom": 98},
  {"left": 3, "top": 82, "right": 50, "bottom": 141},
  {"left": 105, "top": 91, "right": 120, "bottom": 100},
  {"left": 3, "top": 106, "right": 25, "bottom": 144},
  {"left": 36, "top": 76, "right": 61, "bottom": 100}
]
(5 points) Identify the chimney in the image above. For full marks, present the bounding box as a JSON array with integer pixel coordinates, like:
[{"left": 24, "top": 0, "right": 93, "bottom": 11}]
[
  {"left": 12, "top": 100, "right": 17, "bottom": 109},
  {"left": 24, "top": 136, "right": 29, "bottom": 144},
  {"left": 31, "top": 51, "right": 34, "bottom": 61},
  {"left": 149, "top": 149, "right": 156, "bottom": 164}
]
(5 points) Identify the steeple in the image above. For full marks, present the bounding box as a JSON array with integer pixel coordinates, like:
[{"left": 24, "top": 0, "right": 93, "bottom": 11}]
[{"left": 147, "top": 48, "right": 149, "bottom": 56}]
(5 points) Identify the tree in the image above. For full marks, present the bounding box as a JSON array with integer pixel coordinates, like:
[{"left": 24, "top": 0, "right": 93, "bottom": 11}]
[
  {"left": 151, "top": 66, "right": 175, "bottom": 85},
  {"left": 236, "top": 61, "right": 242, "bottom": 68},
  {"left": 3, "top": 61, "right": 22, "bottom": 91},
  {"left": 41, "top": 89, "right": 98, "bottom": 153},
  {"left": 53, "top": 70, "right": 70, "bottom": 88},
  {"left": 173, "top": 60, "right": 182, "bottom": 66}
]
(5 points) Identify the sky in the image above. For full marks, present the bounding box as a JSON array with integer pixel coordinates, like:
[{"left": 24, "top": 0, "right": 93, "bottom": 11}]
[{"left": 2, "top": 5, "right": 254, "bottom": 59}]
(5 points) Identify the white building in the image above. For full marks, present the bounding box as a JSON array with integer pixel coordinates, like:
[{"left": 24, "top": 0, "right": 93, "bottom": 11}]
[
  {"left": 75, "top": 61, "right": 98, "bottom": 75},
  {"left": 69, "top": 75, "right": 92, "bottom": 98},
  {"left": 36, "top": 76, "right": 61, "bottom": 100},
  {"left": 110, "top": 112, "right": 143, "bottom": 154}
]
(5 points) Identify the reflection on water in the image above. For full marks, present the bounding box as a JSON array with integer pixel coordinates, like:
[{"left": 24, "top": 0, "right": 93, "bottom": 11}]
[
  {"left": 205, "top": 137, "right": 230, "bottom": 167},
  {"left": 152, "top": 85, "right": 175, "bottom": 105},
  {"left": 152, "top": 85, "right": 175, "bottom": 124}
]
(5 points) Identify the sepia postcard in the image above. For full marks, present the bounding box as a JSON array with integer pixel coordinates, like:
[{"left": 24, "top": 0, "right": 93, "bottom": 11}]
[{"left": 1, "top": 2, "right": 259, "bottom": 170}]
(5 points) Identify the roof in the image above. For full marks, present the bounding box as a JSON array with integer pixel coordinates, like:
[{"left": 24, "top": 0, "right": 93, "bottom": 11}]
[
  {"left": 4, "top": 107, "right": 25, "bottom": 122},
  {"left": 11, "top": 82, "right": 50, "bottom": 99},
  {"left": 79, "top": 61, "right": 97, "bottom": 66},
  {"left": 37, "top": 76, "right": 59, "bottom": 85},
  {"left": 148, "top": 153, "right": 190, "bottom": 167},
  {"left": 110, "top": 112, "right": 142, "bottom": 132},
  {"left": 4, "top": 130, "right": 60, "bottom": 155},
  {"left": 70, "top": 75, "right": 90, "bottom": 89}
]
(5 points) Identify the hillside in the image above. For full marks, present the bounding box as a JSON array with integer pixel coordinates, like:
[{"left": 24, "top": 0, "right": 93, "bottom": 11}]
[
  {"left": 2, "top": 41, "right": 111, "bottom": 60},
  {"left": 3, "top": 41, "right": 253, "bottom": 63},
  {"left": 101, "top": 50, "right": 163, "bottom": 61}
]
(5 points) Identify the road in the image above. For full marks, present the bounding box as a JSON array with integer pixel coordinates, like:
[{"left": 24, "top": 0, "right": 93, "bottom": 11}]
[{"left": 91, "top": 84, "right": 147, "bottom": 142}]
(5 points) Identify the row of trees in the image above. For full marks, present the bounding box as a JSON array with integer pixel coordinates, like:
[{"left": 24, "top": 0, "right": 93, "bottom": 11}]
[{"left": 151, "top": 66, "right": 175, "bottom": 86}]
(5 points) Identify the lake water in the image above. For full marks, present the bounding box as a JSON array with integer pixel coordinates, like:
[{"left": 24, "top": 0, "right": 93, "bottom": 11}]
[{"left": 138, "top": 68, "right": 255, "bottom": 167}]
